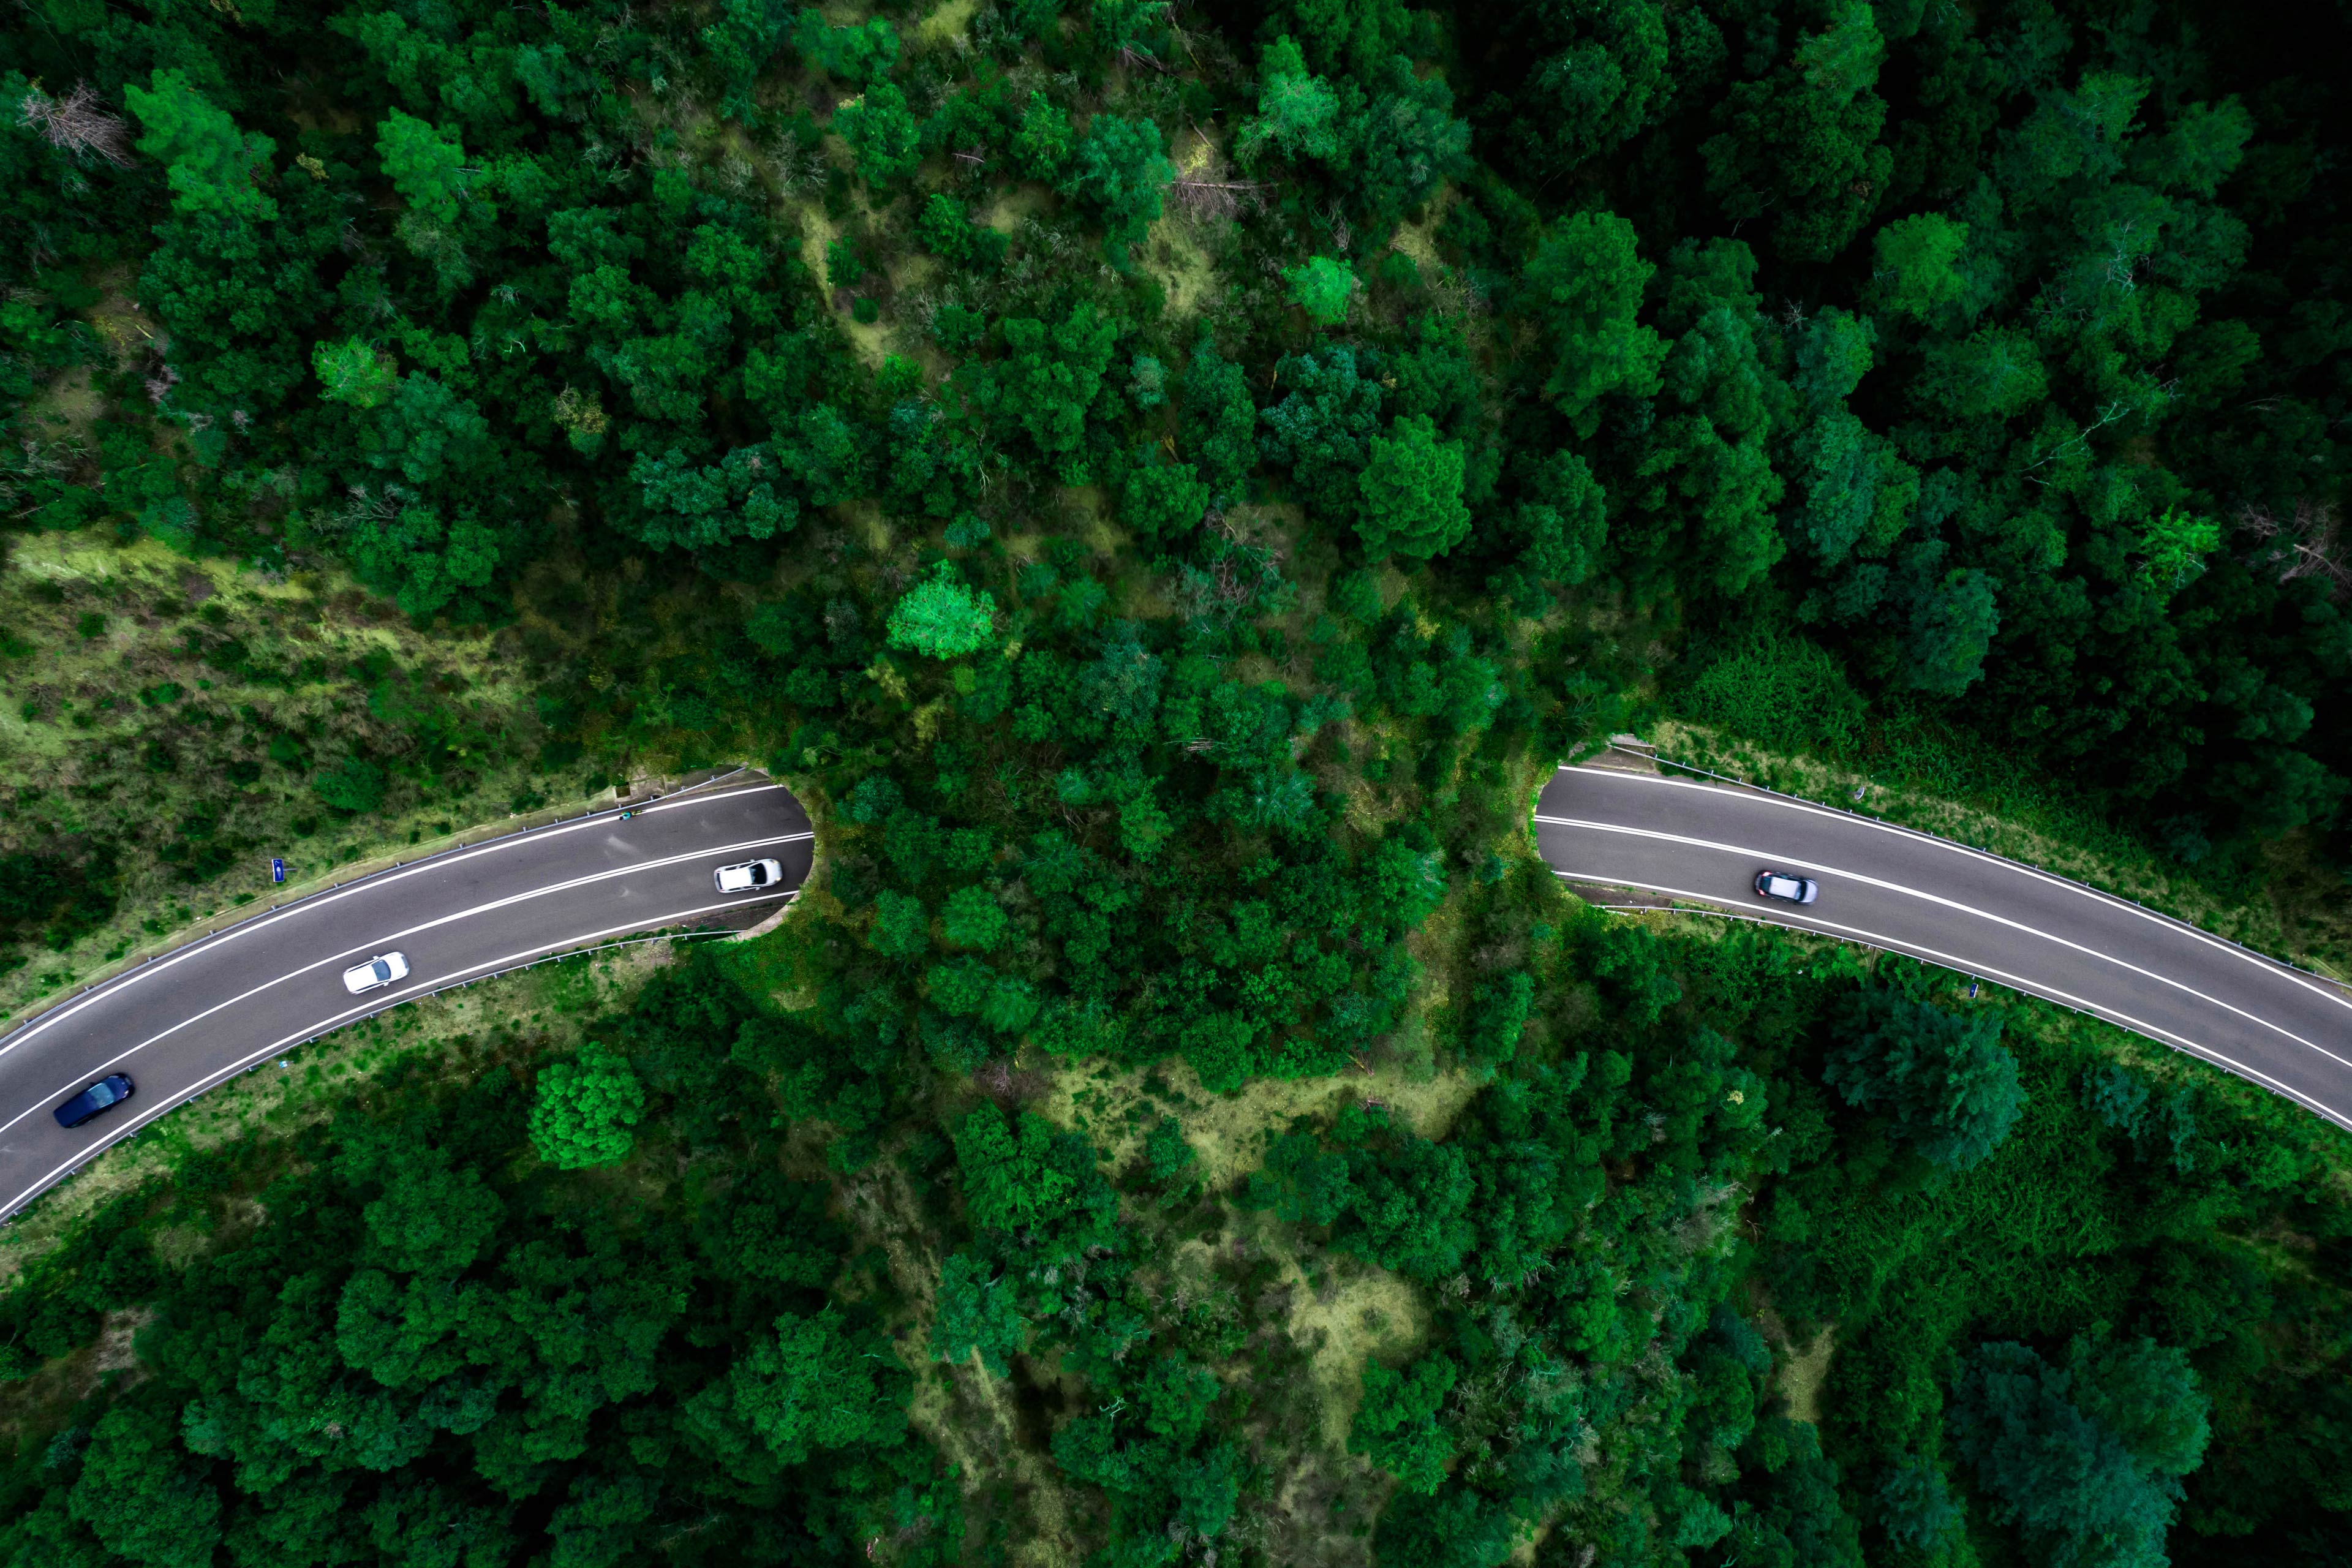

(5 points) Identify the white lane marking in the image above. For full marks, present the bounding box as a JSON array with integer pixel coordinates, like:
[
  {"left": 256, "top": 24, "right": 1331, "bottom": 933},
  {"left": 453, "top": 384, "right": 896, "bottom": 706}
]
[
  {"left": 0, "top": 827, "right": 810, "bottom": 1106},
  {"left": 1553, "top": 869, "right": 2352, "bottom": 1135},
  {"left": 1551, "top": 766, "right": 2352, "bottom": 1017},
  {"left": 1536, "top": 815, "right": 2352, "bottom": 1079},
  {"left": 0, "top": 796, "right": 808, "bottom": 1061},
  {"left": 2, "top": 895, "right": 788, "bottom": 1219}
]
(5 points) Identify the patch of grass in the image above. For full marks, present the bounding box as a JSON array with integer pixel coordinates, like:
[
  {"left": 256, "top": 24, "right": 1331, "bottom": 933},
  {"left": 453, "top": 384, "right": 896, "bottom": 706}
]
[{"left": 0, "top": 530, "right": 626, "bottom": 1021}]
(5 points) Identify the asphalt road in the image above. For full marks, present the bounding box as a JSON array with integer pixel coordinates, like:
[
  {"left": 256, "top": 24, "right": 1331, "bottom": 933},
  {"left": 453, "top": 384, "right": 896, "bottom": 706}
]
[
  {"left": 1535, "top": 764, "right": 2352, "bottom": 1133},
  {"left": 0, "top": 778, "right": 813, "bottom": 1220}
]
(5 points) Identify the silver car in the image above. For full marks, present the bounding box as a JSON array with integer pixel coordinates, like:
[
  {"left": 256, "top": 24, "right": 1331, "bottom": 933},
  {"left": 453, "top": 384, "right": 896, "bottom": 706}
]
[
  {"left": 714, "top": 858, "right": 786, "bottom": 894},
  {"left": 1754, "top": 870, "right": 1820, "bottom": 905},
  {"left": 342, "top": 951, "right": 412, "bottom": 994}
]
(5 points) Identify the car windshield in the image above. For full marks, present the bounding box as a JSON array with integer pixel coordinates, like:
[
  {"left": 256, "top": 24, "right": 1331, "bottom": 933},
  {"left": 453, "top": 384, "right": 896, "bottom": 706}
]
[
  {"left": 373, "top": 959, "right": 391, "bottom": 982},
  {"left": 750, "top": 864, "right": 768, "bottom": 884}
]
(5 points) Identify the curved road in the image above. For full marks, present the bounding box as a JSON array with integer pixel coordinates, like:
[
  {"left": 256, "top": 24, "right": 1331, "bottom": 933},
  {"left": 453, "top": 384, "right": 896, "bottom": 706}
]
[
  {"left": 0, "top": 778, "right": 813, "bottom": 1220},
  {"left": 1536, "top": 764, "right": 2352, "bottom": 1133}
]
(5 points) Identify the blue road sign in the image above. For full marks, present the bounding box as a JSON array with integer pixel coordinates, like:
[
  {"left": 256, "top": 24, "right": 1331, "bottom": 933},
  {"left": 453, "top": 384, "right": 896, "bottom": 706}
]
[{"left": 271, "top": 858, "right": 285, "bottom": 884}]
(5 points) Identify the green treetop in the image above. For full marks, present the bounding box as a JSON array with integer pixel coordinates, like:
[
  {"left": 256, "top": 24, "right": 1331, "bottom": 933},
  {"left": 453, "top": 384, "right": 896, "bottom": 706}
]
[
  {"left": 312, "top": 339, "right": 398, "bottom": 409},
  {"left": 124, "top": 69, "right": 277, "bottom": 222},
  {"left": 1357, "top": 414, "right": 1470, "bottom": 560},
  {"left": 529, "top": 1042, "right": 646, "bottom": 1169},
  {"left": 1237, "top": 35, "right": 1341, "bottom": 165},
  {"left": 1523, "top": 211, "right": 1666, "bottom": 436},
  {"left": 1284, "top": 256, "right": 1355, "bottom": 326},
  {"left": 837, "top": 83, "right": 921, "bottom": 184},
  {"left": 1351, "top": 1354, "right": 1458, "bottom": 1494},
  {"left": 1823, "top": 992, "right": 2024, "bottom": 1169},
  {"left": 375, "top": 111, "right": 467, "bottom": 225},
  {"left": 1871, "top": 213, "right": 1971, "bottom": 324}
]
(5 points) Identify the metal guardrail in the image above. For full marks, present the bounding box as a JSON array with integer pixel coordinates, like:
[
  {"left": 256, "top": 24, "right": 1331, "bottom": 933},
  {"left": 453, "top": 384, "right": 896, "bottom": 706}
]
[{"left": 1593, "top": 741, "right": 2351, "bottom": 996}]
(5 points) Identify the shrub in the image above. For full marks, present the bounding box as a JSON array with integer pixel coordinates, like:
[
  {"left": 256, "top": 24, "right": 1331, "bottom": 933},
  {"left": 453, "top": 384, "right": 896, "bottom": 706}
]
[{"left": 312, "top": 757, "right": 387, "bottom": 813}]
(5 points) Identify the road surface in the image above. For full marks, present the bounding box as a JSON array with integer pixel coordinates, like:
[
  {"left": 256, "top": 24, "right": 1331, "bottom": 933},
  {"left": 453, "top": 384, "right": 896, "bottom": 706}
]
[
  {"left": 0, "top": 778, "right": 813, "bottom": 1220},
  {"left": 1535, "top": 764, "right": 2352, "bottom": 1133}
]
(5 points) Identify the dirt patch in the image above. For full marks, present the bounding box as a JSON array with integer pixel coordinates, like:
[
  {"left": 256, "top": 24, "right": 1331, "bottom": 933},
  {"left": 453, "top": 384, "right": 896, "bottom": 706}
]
[
  {"left": 1041, "top": 1053, "right": 1483, "bottom": 1192},
  {"left": 833, "top": 1138, "right": 1088, "bottom": 1562}
]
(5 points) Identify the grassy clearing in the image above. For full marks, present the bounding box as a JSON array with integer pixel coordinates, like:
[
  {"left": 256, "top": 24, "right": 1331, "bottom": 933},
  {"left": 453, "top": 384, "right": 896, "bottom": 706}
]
[{"left": 1634, "top": 717, "right": 2352, "bottom": 978}]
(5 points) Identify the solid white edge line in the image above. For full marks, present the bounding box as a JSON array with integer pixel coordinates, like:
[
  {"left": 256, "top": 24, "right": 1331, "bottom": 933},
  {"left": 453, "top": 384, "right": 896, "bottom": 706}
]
[
  {"left": 1550, "top": 765, "right": 2352, "bottom": 1017},
  {"left": 1, "top": 894, "right": 791, "bottom": 1219},
  {"left": 1534, "top": 814, "right": 2352, "bottom": 1079},
  {"left": 0, "top": 790, "right": 810, "bottom": 1060},
  {"left": 0, "top": 827, "right": 813, "bottom": 1136},
  {"left": 1552, "top": 869, "right": 2352, "bottom": 1136}
]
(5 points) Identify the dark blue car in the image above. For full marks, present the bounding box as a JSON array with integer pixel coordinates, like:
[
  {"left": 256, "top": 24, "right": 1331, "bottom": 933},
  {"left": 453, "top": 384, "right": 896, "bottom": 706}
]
[{"left": 54, "top": 1074, "right": 134, "bottom": 1129}]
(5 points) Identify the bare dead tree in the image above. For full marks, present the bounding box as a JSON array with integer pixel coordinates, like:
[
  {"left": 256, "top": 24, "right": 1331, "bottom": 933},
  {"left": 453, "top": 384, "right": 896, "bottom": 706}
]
[
  {"left": 18, "top": 82, "right": 135, "bottom": 166},
  {"left": 1170, "top": 176, "right": 1275, "bottom": 222},
  {"left": 2240, "top": 499, "right": 2350, "bottom": 598}
]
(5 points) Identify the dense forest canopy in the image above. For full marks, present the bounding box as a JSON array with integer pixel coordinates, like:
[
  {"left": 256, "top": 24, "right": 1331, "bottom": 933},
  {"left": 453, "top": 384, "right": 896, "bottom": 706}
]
[{"left": 4, "top": 0, "right": 2352, "bottom": 1562}]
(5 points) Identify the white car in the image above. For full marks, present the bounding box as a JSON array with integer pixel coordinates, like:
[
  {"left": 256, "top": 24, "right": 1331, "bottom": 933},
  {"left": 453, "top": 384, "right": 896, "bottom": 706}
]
[
  {"left": 342, "top": 951, "right": 411, "bottom": 994},
  {"left": 1754, "top": 870, "right": 1820, "bottom": 905},
  {"left": 715, "top": 858, "right": 786, "bottom": 894}
]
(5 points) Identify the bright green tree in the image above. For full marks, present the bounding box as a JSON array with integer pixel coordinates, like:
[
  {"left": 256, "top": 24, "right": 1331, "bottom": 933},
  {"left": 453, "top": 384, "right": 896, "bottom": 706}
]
[
  {"left": 1237, "top": 35, "right": 1340, "bottom": 165},
  {"left": 375, "top": 111, "right": 467, "bottom": 224},
  {"left": 313, "top": 339, "right": 399, "bottom": 409},
  {"left": 2137, "top": 506, "right": 2222, "bottom": 592},
  {"left": 1284, "top": 256, "right": 1355, "bottom": 326},
  {"left": 124, "top": 69, "right": 276, "bottom": 222},
  {"left": 529, "top": 1042, "right": 646, "bottom": 1169},
  {"left": 1012, "top": 91, "right": 1074, "bottom": 181},
  {"left": 837, "top": 83, "right": 921, "bottom": 183},
  {"left": 888, "top": 564, "right": 997, "bottom": 656}
]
